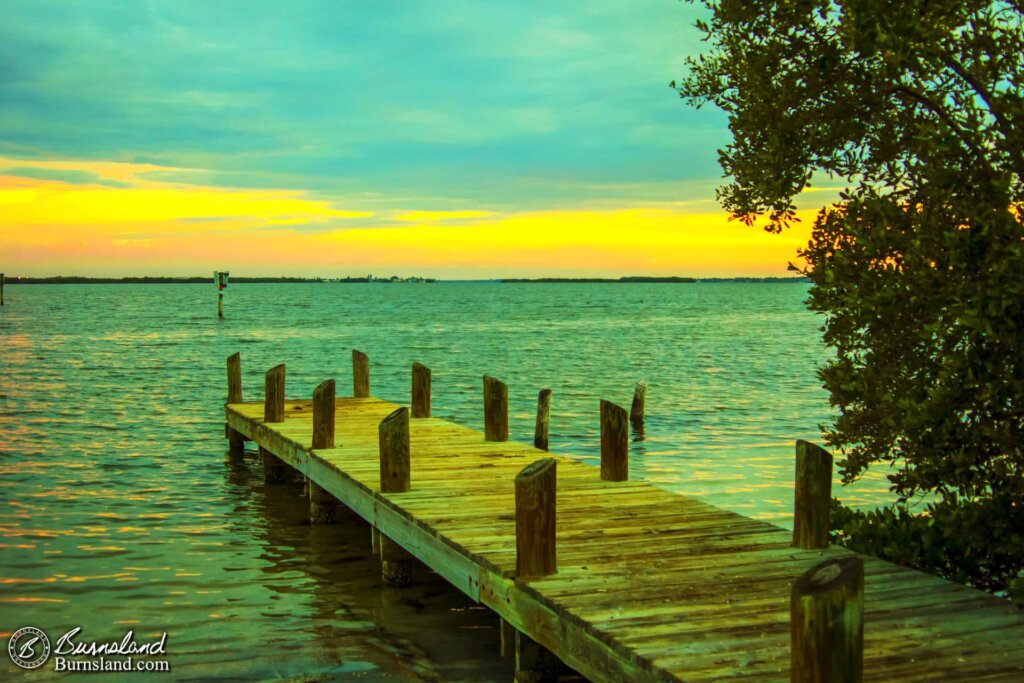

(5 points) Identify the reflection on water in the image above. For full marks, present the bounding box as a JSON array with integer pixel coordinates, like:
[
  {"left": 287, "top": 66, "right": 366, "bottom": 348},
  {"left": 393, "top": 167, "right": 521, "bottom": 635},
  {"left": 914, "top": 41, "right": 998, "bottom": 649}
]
[{"left": 0, "top": 283, "right": 889, "bottom": 679}]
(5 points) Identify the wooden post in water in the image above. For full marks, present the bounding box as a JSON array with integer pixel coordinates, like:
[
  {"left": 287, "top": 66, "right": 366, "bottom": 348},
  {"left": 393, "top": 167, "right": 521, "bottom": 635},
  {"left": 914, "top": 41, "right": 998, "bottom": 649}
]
[
  {"left": 630, "top": 381, "right": 647, "bottom": 422},
  {"left": 214, "top": 271, "right": 228, "bottom": 319},
  {"left": 600, "top": 400, "right": 628, "bottom": 482},
  {"left": 515, "top": 458, "right": 556, "bottom": 577},
  {"left": 262, "top": 364, "right": 287, "bottom": 483},
  {"left": 379, "top": 407, "right": 412, "bottom": 585},
  {"left": 534, "top": 389, "right": 551, "bottom": 451},
  {"left": 791, "top": 556, "right": 864, "bottom": 683},
  {"left": 411, "top": 362, "right": 431, "bottom": 418},
  {"left": 793, "top": 440, "right": 833, "bottom": 550},
  {"left": 352, "top": 349, "right": 370, "bottom": 398},
  {"left": 225, "top": 352, "right": 245, "bottom": 453},
  {"left": 1, "top": 273, "right": 4, "bottom": 306},
  {"left": 483, "top": 375, "right": 508, "bottom": 442},
  {"left": 310, "top": 379, "right": 338, "bottom": 524}
]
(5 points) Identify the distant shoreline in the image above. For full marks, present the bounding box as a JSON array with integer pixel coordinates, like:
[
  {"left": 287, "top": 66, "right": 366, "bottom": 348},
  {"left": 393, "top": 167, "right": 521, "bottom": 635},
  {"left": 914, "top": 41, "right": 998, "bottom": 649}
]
[{"left": 2, "top": 275, "right": 807, "bottom": 285}]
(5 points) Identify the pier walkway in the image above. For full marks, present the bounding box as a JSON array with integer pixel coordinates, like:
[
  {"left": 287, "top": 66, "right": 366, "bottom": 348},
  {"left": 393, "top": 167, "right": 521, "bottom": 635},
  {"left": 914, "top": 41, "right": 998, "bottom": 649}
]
[{"left": 222, "top": 352, "right": 1024, "bottom": 682}]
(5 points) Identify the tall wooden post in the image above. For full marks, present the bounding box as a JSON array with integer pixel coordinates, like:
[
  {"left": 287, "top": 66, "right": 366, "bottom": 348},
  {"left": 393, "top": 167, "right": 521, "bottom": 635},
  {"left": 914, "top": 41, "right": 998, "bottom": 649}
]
[
  {"left": 225, "top": 352, "right": 244, "bottom": 453},
  {"left": 793, "top": 440, "right": 833, "bottom": 550},
  {"left": 791, "top": 556, "right": 864, "bottom": 683},
  {"left": 600, "top": 400, "right": 628, "bottom": 482},
  {"left": 515, "top": 458, "right": 556, "bottom": 577},
  {"left": 310, "top": 379, "right": 338, "bottom": 524},
  {"left": 379, "top": 407, "right": 412, "bottom": 585},
  {"left": 630, "top": 381, "right": 647, "bottom": 422},
  {"left": 534, "top": 389, "right": 552, "bottom": 451},
  {"left": 262, "top": 364, "right": 287, "bottom": 483},
  {"left": 353, "top": 349, "right": 370, "bottom": 398},
  {"left": 411, "top": 362, "right": 431, "bottom": 418},
  {"left": 483, "top": 375, "right": 508, "bottom": 442}
]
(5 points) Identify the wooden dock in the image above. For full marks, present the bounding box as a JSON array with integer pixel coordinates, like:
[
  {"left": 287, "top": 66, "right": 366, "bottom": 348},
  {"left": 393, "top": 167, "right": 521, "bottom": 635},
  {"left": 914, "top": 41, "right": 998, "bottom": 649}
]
[{"left": 222, "top": 352, "right": 1024, "bottom": 682}]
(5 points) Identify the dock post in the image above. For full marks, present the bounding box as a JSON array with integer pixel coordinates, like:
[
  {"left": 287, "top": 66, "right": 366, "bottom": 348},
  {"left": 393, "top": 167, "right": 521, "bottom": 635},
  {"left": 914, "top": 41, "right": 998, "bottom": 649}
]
[
  {"left": 534, "top": 389, "right": 551, "bottom": 451},
  {"left": 600, "top": 400, "right": 628, "bottom": 481},
  {"left": 261, "top": 364, "right": 287, "bottom": 483},
  {"left": 379, "top": 407, "right": 413, "bottom": 585},
  {"left": 793, "top": 440, "right": 833, "bottom": 549},
  {"left": 225, "top": 352, "right": 245, "bottom": 453},
  {"left": 515, "top": 458, "right": 556, "bottom": 577},
  {"left": 630, "top": 381, "right": 646, "bottom": 422},
  {"left": 512, "top": 457, "right": 561, "bottom": 680},
  {"left": 411, "top": 362, "right": 431, "bottom": 418},
  {"left": 353, "top": 350, "right": 370, "bottom": 398},
  {"left": 791, "top": 556, "right": 864, "bottom": 683},
  {"left": 483, "top": 375, "right": 508, "bottom": 441},
  {"left": 310, "top": 379, "right": 339, "bottom": 524}
]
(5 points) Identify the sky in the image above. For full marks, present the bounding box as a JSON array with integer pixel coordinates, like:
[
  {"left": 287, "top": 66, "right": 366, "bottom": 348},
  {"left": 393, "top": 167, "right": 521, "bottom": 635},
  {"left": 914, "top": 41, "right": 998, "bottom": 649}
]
[{"left": 0, "top": 1, "right": 819, "bottom": 278}]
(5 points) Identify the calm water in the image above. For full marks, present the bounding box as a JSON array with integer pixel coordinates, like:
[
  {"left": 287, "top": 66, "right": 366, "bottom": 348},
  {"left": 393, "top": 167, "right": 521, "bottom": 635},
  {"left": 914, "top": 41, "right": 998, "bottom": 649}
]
[{"left": 0, "top": 283, "right": 888, "bottom": 680}]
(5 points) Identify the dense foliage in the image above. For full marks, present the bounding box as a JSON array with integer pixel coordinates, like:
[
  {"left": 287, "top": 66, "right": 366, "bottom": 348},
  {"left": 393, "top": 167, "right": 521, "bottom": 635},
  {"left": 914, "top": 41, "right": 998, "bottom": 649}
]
[{"left": 676, "top": 1, "right": 1024, "bottom": 600}]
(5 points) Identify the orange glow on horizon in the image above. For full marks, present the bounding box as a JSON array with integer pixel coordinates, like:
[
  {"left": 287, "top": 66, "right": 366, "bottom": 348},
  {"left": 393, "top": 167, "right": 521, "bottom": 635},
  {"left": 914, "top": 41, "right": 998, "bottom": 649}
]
[{"left": 0, "top": 157, "right": 816, "bottom": 278}]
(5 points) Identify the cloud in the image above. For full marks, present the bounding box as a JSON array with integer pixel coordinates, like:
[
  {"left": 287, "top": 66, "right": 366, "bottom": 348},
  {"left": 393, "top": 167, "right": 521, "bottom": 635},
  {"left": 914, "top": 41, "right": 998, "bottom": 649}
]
[
  {"left": 0, "top": 0, "right": 719, "bottom": 207},
  {"left": 2, "top": 166, "right": 131, "bottom": 188}
]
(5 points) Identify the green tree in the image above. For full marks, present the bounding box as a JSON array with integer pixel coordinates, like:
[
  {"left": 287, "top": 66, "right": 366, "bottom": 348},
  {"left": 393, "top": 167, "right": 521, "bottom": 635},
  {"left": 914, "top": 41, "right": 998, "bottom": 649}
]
[{"left": 676, "top": 1, "right": 1024, "bottom": 599}]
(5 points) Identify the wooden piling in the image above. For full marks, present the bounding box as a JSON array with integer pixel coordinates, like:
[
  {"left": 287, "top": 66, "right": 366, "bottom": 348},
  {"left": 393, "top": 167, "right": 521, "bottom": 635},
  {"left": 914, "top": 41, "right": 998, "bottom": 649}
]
[
  {"left": 312, "top": 379, "right": 336, "bottom": 449},
  {"left": 264, "top": 364, "right": 285, "bottom": 423},
  {"left": 310, "top": 379, "right": 338, "bottom": 524},
  {"left": 260, "top": 365, "right": 287, "bottom": 482},
  {"left": 500, "top": 618, "right": 516, "bottom": 658},
  {"left": 630, "top": 381, "right": 647, "bottom": 422},
  {"left": 483, "top": 375, "right": 509, "bottom": 442},
  {"left": 379, "top": 406, "right": 412, "bottom": 584},
  {"left": 379, "top": 407, "right": 410, "bottom": 493},
  {"left": 534, "top": 389, "right": 551, "bottom": 451},
  {"left": 791, "top": 556, "right": 864, "bottom": 683},
  {"left": 411, "top": 362, "right": 431, "bottom": 418},
  {"left": 600, "top": 399, "right": 628, "bottom": 482},
  {"left": 352, "top": 349, "right": 370, "bottom": 398},
  {"left": 260, "top": 446, "right": 287, "bottom": 484},
  {"left": 793, "top": 440, "right": 833, "bottom": 550},
  {"left": 515, "top": 458, "right": 557, "bottom": 577},
  {"left": 225, "top": 353, "right": 245, "bottom": 452},
  {"left": 515, "top": 631, "right": 568, "bottom": 683}
]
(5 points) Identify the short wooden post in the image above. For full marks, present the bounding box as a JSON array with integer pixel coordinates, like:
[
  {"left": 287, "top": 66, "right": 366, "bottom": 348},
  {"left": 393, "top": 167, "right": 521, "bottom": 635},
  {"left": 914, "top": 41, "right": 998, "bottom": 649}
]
[
  {"left": 411, "top": 362, "right": 431, "bottom": 418},
  {"left": 312, "top": 379, "right": 335, "bottom": 449},
  {"left": 264, "top": 364, "right": 285, "bottom": 423},
  {"left": 379, "top": 406, "right": 412, "bottom": 585},
  {"left": 534, "top": 389, "right": 551, "bottom": 451},
  {"left": 515, "top": 458, "right": 556, "bottom": 577},
  {"left": 483, "top": 375, "right": 508, "bottom": 442},
  {"left": 630, "top": 381, "right": 647, "bottom": 422},
  {"left": 225, "top": 352, "right": 245, "bottom": 453},
  {"left": 310, "top": 379, "right": 338, "bottom": 524},
  {"left": 600, "top": 400, "right": 628, "bottom": 482},
  {"left": 227, "top": 353, "right": 243, "bottom": 404},
  {"left": 793, "top": 440, "right": 833, "bottom": 550},
  {"left": 379, "top": 407, "right": 410, "bottom": 493},
  {"left": 791, "top": 556, "right": 864, "bottom": 683},
  {"left": 261, "top": 364, "right": 287, "bottom": 483},
  {"left": 352, "top": 349, "right": 370, "bottom": 398}
]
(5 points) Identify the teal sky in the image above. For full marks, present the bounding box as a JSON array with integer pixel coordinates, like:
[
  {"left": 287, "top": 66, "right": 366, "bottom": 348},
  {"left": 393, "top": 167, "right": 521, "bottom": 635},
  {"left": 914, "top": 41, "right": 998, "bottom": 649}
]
[{"left": 0, "top": 1, "right": 723, "bottom": 213}]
